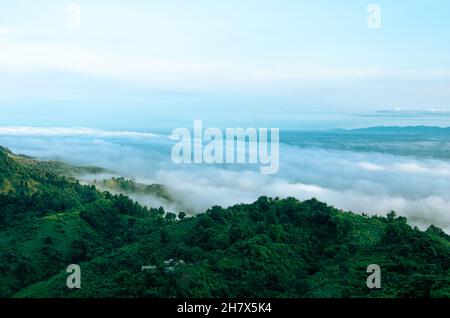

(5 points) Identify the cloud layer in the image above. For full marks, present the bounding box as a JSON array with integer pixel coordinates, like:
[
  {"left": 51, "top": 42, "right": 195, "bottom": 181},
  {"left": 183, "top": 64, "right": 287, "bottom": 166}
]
[{"left": 1, "top": 128, "right": 449, "bottom": 232}]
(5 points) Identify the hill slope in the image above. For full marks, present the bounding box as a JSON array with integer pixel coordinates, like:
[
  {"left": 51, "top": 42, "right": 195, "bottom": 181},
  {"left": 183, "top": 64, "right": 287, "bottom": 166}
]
[{"left": 0, "top": 146, "right": 449, "bottom": 298}]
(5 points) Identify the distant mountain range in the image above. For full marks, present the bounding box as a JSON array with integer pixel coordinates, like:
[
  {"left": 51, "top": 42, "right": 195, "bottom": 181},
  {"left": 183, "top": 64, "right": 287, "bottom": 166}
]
[{"left": 331, "top": 126, "right": 450, "bottom": 136}]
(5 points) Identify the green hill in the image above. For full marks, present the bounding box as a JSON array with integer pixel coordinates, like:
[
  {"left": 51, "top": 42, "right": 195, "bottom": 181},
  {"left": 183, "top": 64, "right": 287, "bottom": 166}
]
[
  {"left": 0, "top": 146, "right": 449, "bottom": 298},
  {"left": 92, "top": 177, "right": 176, "bottom": 204},
  {"left": 36, "top": 160, "right": 110, "bottom": 178}
]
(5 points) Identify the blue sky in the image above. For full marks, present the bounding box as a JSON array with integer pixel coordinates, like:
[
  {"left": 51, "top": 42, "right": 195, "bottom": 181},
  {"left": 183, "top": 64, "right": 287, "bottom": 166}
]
[{"left": 1, "top": 0, "right": 450, "bottom": 130}]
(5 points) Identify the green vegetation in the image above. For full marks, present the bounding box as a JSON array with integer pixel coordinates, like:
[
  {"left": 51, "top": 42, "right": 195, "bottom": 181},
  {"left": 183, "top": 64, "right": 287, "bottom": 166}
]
[
  {"left": 0, "top": 146, "right": 449, "bottom": 298},
  {"left": 36, "top": 160, "right": 110, "bottom": 178},
  {"left": 92, "top": 177, "right": 175, "bottom": 203}
]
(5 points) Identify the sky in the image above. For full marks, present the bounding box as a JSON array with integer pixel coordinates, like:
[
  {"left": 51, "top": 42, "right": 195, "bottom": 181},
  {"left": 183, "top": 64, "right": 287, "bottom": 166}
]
[{"left": 1, "top": 0, "right": 450, "bottom": 130}]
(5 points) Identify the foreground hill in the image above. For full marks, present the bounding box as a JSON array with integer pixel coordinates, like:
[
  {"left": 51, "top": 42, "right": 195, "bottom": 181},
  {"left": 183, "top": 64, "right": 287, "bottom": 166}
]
[{"left": 0, "top": 146, "right": 449, "bottom": 298}]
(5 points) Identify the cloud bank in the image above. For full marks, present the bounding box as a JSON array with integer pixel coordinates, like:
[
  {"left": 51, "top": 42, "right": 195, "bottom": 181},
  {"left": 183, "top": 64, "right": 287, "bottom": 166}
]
[{"left": 1, "top": 129, "right": 449, "bottom": 232}]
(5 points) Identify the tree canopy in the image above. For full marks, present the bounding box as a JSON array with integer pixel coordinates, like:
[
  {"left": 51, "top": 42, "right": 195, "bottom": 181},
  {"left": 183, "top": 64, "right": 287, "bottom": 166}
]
[{"left": 0, "top": 146, "right": 448, "bottom": 298}]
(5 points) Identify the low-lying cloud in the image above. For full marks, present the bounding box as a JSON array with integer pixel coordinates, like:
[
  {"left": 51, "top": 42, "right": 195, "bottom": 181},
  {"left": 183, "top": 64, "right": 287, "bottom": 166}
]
[{"left": 1, "top": 128, "right": 449, "bottom": 233}]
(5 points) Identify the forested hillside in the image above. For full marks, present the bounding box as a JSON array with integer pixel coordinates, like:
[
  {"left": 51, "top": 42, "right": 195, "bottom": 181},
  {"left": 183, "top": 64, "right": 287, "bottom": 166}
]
[{"left": 0, "top": 146, "right": 449, "bottom": 298}]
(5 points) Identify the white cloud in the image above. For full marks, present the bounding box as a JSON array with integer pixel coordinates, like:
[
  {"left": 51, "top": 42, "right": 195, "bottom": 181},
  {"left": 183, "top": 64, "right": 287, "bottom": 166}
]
[
  {"left": 0, "top": 38, "right": 230, "bottom": 89},
  {"left": 358, "top": 161, "right": 385, "bottom": 171},
  {"left": 0, "top": 126, "right": 158, "bottom": 138},
  {"left": 1, "top": 129, "right": 449, "bottom": 232},
  {"left": 150, "top": 168, "right": 450, "bottom": 232},
  {"left": 393, "top": 162, "right": 428, "bottom": 173},
  {"left": 0, "top": 28, "right": 24, "bottom": 39},
  {"left": 1, "top": 35, "right": 449, "bottom": 91}
]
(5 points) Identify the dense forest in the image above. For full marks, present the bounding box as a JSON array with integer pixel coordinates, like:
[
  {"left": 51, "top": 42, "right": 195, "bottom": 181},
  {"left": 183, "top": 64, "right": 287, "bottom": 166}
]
[{"left": 0, "top": 146, "right": 449, "bottom": 298}]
